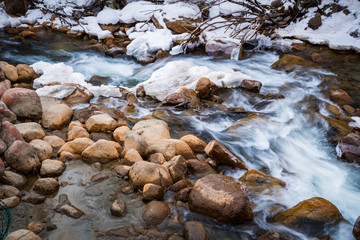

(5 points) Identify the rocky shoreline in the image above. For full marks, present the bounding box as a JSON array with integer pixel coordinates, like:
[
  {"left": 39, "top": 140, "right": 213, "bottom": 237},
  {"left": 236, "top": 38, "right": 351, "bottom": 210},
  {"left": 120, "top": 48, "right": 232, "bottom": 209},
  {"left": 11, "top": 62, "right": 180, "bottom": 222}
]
[{"left": 1, "top": 42, "right": 360, "bottom": 240}]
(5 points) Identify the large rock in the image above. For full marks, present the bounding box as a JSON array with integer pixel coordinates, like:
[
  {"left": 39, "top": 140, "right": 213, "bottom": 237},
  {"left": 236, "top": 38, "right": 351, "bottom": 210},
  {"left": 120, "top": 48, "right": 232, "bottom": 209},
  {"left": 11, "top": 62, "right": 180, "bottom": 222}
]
[
  {"left": 33, "top": 178, "right": 59, "bottom": 195},
  {"left": 180, "top": 134, "right": 207, "bottom": 153},
  {"left": 85, "top": 113, "right": 118, "bottom": 132},
  {"left": 124, "top": 148, "right": 143, "bottom": 166},
  {"left": 1, "top": 88, "right": 42, "bottom": 119},
  {"left": 163, "top": 155, "right": 187, "bottom": 182},
  {"left": 330, "top": 89, "right": 354, "bottom": 106},
  {"left": 129, "top": 161, "right": 173, "bottom": 188},
  {"left": 5, "top": 140, "right": 40, "bottom": 174},
  {"left": 4, "top": 0, "right": 28, "bottom": 16},
  {"left": 240, "top": 169, "right": 286, "bottom": 194},
  {"left": 0, "top": 100, "right": 16, "bottom": 123},
  {"left": 29, "top": 139, "right": 53, "bottom": 161},
  {"left": 0, "top": 80, "right": 10, "bottom": 98},
  {"left": 43, "top": 135, "right": 65, "bottom": 149},
  {"left": 1, "top": 170, "right": 27, "bottom": 189},
  {"left": 353, "top": 216, "right": 360, "bottom": 240},
  {"left": 58, "top": 137, "right": 93, "bottom": 155},
  {"left": 81, "top": 139, "right": 119, "bottom": 163},
  {"left": 123, "top": 131, "right": 148, "bottom": 157},
  {"left": 132, "top": 119, "right": 171, "bottom": 140},
  {"left": 188, "top": 174, "right": 253, "bottom": 223},
  {"left": 0, "top": 63, "right": 18, "bottom": 82},
  {"left": 205, "top": 140, "right": 248, "bottom": 170},
  {"left": 338, "top": 133, "right": 360, "bottom": 164},
  {"left": 15, "top": 122, "right": 45, "bottom": 142},
  {"left": 142, "top": 201, "right": 170, "bottom": 227},
  {"left": 41, "top": 97, "right": 73, "bottom": 129},
  {"left": 0, "top": 121, "right": 24, "bottom": 148},
  {"left": 67, "top": 126, "right": 89, "bottom": 141},
  {"left": 16, "top": 64, "right": 37, "bottom": 82},
  {"left": 184, "top": 221, "right": 206, "bottom": 240},
  {"left": 271, "top": 54, "right": 316, "bottom": 73},
  {"left": 274, "top": 197, "right": 343, "bottom": 234},
  {"left": 160, "top": 139, "right": 196, "bottom": 160},
  {"left": 113, "top": 126, "right": 130, "bottom": 143},
  {"left": 164, "top": 87, "right": 201, "bottom": 109},
  {"left": 308, "top": 13, "right": 322, "bottom": 30},
  {"left": 5, "top": 229, "right": 42, "bottom": 240},
  {"left": 40, "top": 159, "right": 66, "bottom": 177}
]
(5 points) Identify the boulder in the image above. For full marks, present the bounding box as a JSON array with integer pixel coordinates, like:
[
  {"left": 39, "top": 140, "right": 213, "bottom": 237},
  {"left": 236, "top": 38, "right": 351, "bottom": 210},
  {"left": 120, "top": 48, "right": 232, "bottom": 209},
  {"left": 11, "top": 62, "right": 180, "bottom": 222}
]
[
  {"left": 129, "top": 161, "right": 173, "bottom": 188},
  {"left": 40, "top": 159, "right": 66, "bottom": 177},
  {"left": 142, "top": 183, "right": 164, "bottom": 201},
  {"left": 81, "top": 139, "right": 119, "bottom": 163},
  {"left": 5, "top": 140, "right": 40, "bottom": 174},
  {"left": 169, "top": 179, "right": 192, "bottom": 192},
  {"left": 274, "top": 197, "right": 343, "bottom": 234},
  {"left": 0, "top": 80, "right": 10, "bottom": 98},
  {"left": 124, "top": 148, "right": 143, "bottom": 166},
  {"left": 195, "top": 77, "right": 212, "bottom": 99},
  {"left": 142, "top": 201, "right": 170, "bottom": 226},
  {"left": 29, "top": 139, "right": 53, "bottom": 161},
  {"left": 256, "top": 231, "right": 287, "bottom": 240},
  {"left": 113, "top": 126, "right": 130, "bottom": 142},
  {"left": 15, "top": 122, "right": 45, "bottom": 142},
  {"left": 85, "top": 113, "right": 118, "bottom": 132},
  {"left": 240, "top": 79, "right": 262, "bottom": 93},
  {"left": 67, "top": 126, "right": 89, "bottom": 141},
  {"left": 175, "top": 187, "right": 192, "bottom": 202},
  {"left": 16, "top": 64, "right": 38, "bottom": 82},
  {"left": 148, "top": 141, "right": 176, "bottom": 161},
  {"left": 4, "top": 0, "right": 28, "bottom": 16},
  {"left": 1, "top": 88, "right": 42, "bottom": 119},
  {"left": 1, "top": 170, "right": 27, "bottom": 189},
  {"left": 73, "top": 103, "right": 124, "bottom": 123},
  {"left": 353, "top": 216, "right": 360, "bottom": 240},
  {"left": 159, "top": 139, "right": 196, "bottom": 160},
  {"left": 271, "top": 54, "right": 316, "bottom": 72},
  {"left": 330, "top": 89, "right": 354, "bottom": 106},
  {"left": 0, "top": 121, "right": 24, "bottom": 148},
  {"left": 0, "top": 140, "right": 5, "bottom": 154},
  {"left": 188, "top": 174, "right": 253, "bottom": 223},
  {"left": 164, "top": 87, "right": 201, "bottom": 109},
  {"left": 338, "top": 133, "right": 360, "bottom": 164},
  {"left": 184, "top": 221, "right": 206, "bottom": 240},
  {"left": 55, "top": 195, "right": 85, "bottom": 219},
  {"left": 308, "top": 13, "right": 322, "bottom": 30},
  {"left": 33, "top": 178, "right": 59, "bottom": 195},
  {"left": 163, "top": 155, "right": 187, "bottom": 182},
  {"left": 123, "top": 131, "right": 148, "bottom": 157},
  {"left": 58, "top": 137, "right": 93, "bottom": 155},
  {"left": 132, "top": 119, "right": 171, "bottom": 140},
  {"left": 1, "top": 63, "right": 18, "bottom": 82},
  {"left": 5, "top": 229, "right": 42, "bottom": 240},
  {"left": 3, "top": 196, "right": 20, "bottom": 208},
  {"left": 240, "top": 169, "right": 286, "bottom": 194},
  {"left": 0, "top": 100, "right": 17, "bottom": 123},
  {"left": 205, "top": 140, "right": 248, "bottom": 170},
  {"left": 110, "top": 199, "right": 126, "bottom": 217},
  {"left": 180, "top": 134, "right": 207, "bottom": 153},
  {"left": 148, "top": 153, "right": 166, "bottom": 165},
  {"left": 186, "top": 159, "right": 216, "bottom": 177},
  {"left": 41, "top": 97, "right": 73, "bottom": 129}
]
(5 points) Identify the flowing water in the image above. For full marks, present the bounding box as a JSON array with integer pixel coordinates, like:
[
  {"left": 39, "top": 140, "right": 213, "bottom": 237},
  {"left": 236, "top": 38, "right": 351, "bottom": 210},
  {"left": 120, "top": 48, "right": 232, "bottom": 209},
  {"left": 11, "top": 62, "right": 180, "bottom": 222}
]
[{"left": 1, "top": 30, "right": 360, "bottom": 239}]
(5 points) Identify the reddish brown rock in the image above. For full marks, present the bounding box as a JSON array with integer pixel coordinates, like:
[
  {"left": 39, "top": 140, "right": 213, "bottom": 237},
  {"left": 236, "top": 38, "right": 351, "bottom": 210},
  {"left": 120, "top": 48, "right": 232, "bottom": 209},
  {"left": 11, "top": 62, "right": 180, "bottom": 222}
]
[
  {"left": 16, "top": 64, "right": 38, "bottom": 82},
  {"left": 4, "top": 0, "right": 28, "bottom": 16},
  {"left": 148, "top": 153, "right": 166, "bottom": 165},
  {"left": 308, "top": 13, "right": 322, "bottom": 30},
  {"left": 205, "top": 40, "right": 237, "bottom": 59},
  {"left": 186, "top": 159, "right": 216, "bottom": 177},
  {"left": 188, "top": 174, "right": 253, "bottom": 223},
  {"left": 0, "top": 100, "right": 16, "bottom": 123},
  {"left": 184, "top": 221, "right": 206, "bottom": 240},
  {"left": 257, "top": 231, "right": 288, "bottom": 240},
  {"left": 5, "top": 229, "right": 42, "bottom": 240},
  {"left": 205, "top": 140, "right": 248, "bottom": 170},
  {"left": 142, "top": 201, "right": 170, "bottom": 226},
  {"left": 0, "top": 121, "right": 24, "bottom": 148},
  {"left": 0, "top": 80, "right": 10, "bottom": 98},
  {"left": 142, "top": 183, "right": 164, "bottom": 201},
  {"left": 156, "top": 50, "right": 170, "bottom": 61},
  {"left": 63, "top": 85, "right": 94, "bottom": 105},
  {"left": 0, "top": 63, "right": 18, "bottom": 82},
  {"left": 175, "top": 187, "right": 192, "bottom": 202},
  {"left": 338, "top": 133, "right": 360, "bottom": 164},
  {"left": 330, "top": 89, "right": 354, "bottom": 106},
  {"left": 180, "top": 134, "right": 207, "bottom": 153},
  {"left": 114, "top": 165, "right": 130, "bottom": 178},
  {"left": 240, "top": 79, "right": 262, "bottom": 93},
  {"left": 124, "top": 148, "right": 143, "bottom": 166},
  {"left": 163, "top": 155, "right": 187, "bottom": 182},
  {"left": 195, "top": 77, "right": 212, "bottom": 99},
  {"left": 5, "top": 140, "right": 40, "bottom": 174},
  {"left": 169, "top": 179, "right": 192, "bottom": 192},
  {"left": 164, "top": 88, "right": 201, "bottom": 109},
  {"left": 136, "top": 85, "right": 146, "bottom": 98},
  {"left": 271, "top": 54, "right": 316, "bottom": 72}
]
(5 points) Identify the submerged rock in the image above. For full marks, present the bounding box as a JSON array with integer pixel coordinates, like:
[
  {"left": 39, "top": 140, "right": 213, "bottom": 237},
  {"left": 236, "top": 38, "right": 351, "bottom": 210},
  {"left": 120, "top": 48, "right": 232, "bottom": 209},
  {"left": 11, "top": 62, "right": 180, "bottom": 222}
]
[
  {"left": 0, "top": 121, "right": 24, "bottom": 148},
  {"left": 271, "top": 54, "right": 316, "bottom": 72},
  {"left": 132, "top": 119, "right": 171, "bottom": 140},
  {"left": 110, "top": 199, "right": 126, "bottom": 217},
  {"left": 240, "top": 169, "right": 286, "bottom": 194},
  {"left": 55, "top": 194, "right": 85, "bottom": 219},
  {"left": 15, "top": 122, "right": 45, "bottom": 142},
  {"left": 164, "top": 87, "right": 201, "bottom": 109},
  {"left": 184, "top": 221, "right": 207, "bottom": 240},
  {"left": 188, "top": 174, "right": 253, "bottom": 223}
]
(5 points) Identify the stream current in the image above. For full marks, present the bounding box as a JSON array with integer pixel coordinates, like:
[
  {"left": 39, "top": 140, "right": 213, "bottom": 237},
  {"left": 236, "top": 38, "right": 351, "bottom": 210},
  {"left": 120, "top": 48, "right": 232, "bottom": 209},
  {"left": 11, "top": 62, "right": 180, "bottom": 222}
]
[{"left": 1, "top": 31, "right": 360, "bottom": 240}]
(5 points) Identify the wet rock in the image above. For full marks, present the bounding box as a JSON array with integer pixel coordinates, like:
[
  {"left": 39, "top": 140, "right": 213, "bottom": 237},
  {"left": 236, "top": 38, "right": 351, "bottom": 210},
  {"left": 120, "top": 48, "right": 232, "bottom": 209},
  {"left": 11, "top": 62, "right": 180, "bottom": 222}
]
[
  {"left": 3, "top": 196, "right": 20, "bottom": 208},
  {"left": 63, "top": 85, "right": 94, "bottom": 105},
  {"left": 1, "top": 88, "right": 42, "bottom": 119},
  {"left": 123, "top": 131, "right": 148, "bottom": 157},
  {"left": 85, "top": 113, "right": 118, "bottom": 132},
  {"left": 160, "top": 139, "right": 196, "bottom": 160},
  {"left": 205, "top": 140, "right": 248, "bottom": 170},
  {"left": 16, "top": 64, "right": 37, "bottom": 82},
  {"left": 136, "top": 85, "right": 146, "bottom": 98},
  {"left": 114, "top": 165, "right": 130, "bottom": 178},
  {"left": 353, "top": 216, "right": 360, "bottom": 240},
  {"left": 126, "top": 92, "right": 138, "bottom": 106},
  {"left": 0, "top": 100, "right": 17, "bottom": 123},
  {"left": 136, "top": 53, "right": 156, "bottom": 65},
  {"left": 0, "top": 80, "right": 10, "bottom": 98},
  {"left": 142, "top": 201, "right": 170, "bottom": 226},
  {"left": 308, "top": 13, "right": 322, "bottom": 30},
  {"left": 257, "top": 231, "right": 288, "bottom": 240},
  {"left": 29, "top": 139, "right": 53, "bottom": 161},
  {"left": 148, "top": 153, "right": 166, "bottom": 165},
  {"left": 5, "top": 140, "right": 40, "bottom": 174},
  {"left": 5, "top": 229, "right": 42, "bottom": 240},
  {"left": 330, "top": 89, "right": 354, "bottom": 106},
  {"left": 0, "top": 121, "right": 24, "bottom": 148},
  {"left": 41, "top": 96, "right": 73, "bottom": 129},
  {"left": 274, "top": 197, "right": 343, "bottom": 235},
  {"left": 88, "top": 75, "right": 110, "bottom": 86},
  {"left": 55, "top": 195, "right": 85, "bottom": 219},
  {"left": 15, "top": 122, "right": 45, "bottom": 142},
  {"left": 58, "top": 137, "right": 93, "bottom": 155},
  {"left": 113, "top": 126, "right": 130, "bottom": 143},
  {"left": 338, "top": 133, "right": 360, "bottom": 164},
  {"left": 205, "top": 39, "right": 237, "bottom": 59},
  {"left": 129, "top": 161, "right": 173, "bottom": 188},
  {"left": 311, "top": 53, "right": 323, "bottom": 63},
  {"left": 27, "top": 222, "right": 43, "bottom": 235},
  {"left": 156, "top": 50, "right": 170, "bottom": 61},
  {"left": 0, "top": 141, "right": 5, "bottom": 155},
  {"left": 132, "top": 119, "right": 171, "bottom": 140},
  {"left": 148, "top": 141, "right": 177, "bottom": 161},
  {"left": 175, "top": 187, "right": 192, "bottom": 202},
  {"left": 189, "top": 174, "right": 253, "bottom": 223},
  {"left": 240, "top": 79, "right": 262, "bottom": 93},
  {"left": 186, "top": 159, "right": 216, "bottom": 177},
  {"left": 163, "top": 155, "right": 187, "bottom": 182},
  {"left": 169, "top": 179, "right": 192, "bottom": 192},
  {"left": 40, "top": 159, "right": 66, "bottom": 177},
  {"left": 110, "top": 199, "right": 126, "bottom": 217},
  {"left": 1, "top": 63, "right": 18, "bottom": 82},
  {"left": 184, "top": 221, "right": 206, "bottom": 240},
  {"left": 142, "top": 183, "right": 164, "bottom": 201},
  {"left": 82, "top": 139, "right": 119, "bottom": 163},
  {"left": 33, "top": 178, "right": 59, "bottom": 195},
  {"left": 124, "top": 148, "right": 143, "bottom": 166},
  {"left": 67, "top": 126, "right": 89, "bottom": 141},
  {"left": 180, "top": 134, "right": 207, "bottom": 153},
  {"left": 1, "top": 170, "right": 27, "bottom": 189},
  {"left": 165, "top": 19, "right": 197, "bottom": 34},
  {"left": 271, "top": 54, "right": 316, "bottom": 72},
  {"left": 164, "top": 87, "right": 201, "bottom": 109},
  {"left": 240, "top": 169, "right": 286, "bottom": 194}
]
